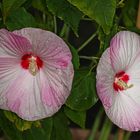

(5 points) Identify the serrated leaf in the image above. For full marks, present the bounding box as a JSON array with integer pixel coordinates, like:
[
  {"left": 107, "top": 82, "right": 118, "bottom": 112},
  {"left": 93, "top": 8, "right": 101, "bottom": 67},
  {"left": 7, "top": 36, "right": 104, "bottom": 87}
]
[
  {"left": 67, "top": 0, "right": 116, "bottom": 34},
  {"left": 2, "top": 0, "right": 27, "bottom": 22},
  {"left": 98, "top": 23, "right": 118, "bottom": 52},
  {"left": 46, "top": 0, "right": 83, "bottom": 36},
  {"left": 64, "top": 106, "right": 86, "bottom": 128},
  {"left": 5, "top": 7, "right": 37, "bottom": 31},
  {"left": 51, "top": 111, "right": 72, "bottom": 140},
  {"left": 66, "top": 68, "right": 98, "bottom": 111}
]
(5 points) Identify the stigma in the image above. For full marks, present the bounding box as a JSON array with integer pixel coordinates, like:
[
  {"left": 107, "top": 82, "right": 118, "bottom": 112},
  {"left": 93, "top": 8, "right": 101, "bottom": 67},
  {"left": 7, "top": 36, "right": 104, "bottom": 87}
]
[
  {"left": 21, "top": 54, "right": 43, "bottom": 76},
  {"left": 113, "top": 71, "right": 133, "bottom": 91}
]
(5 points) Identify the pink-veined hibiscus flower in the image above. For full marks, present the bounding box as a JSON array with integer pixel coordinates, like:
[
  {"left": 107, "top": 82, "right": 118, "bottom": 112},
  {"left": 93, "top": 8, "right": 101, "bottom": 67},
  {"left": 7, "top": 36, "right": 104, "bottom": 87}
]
[
  {"left": 0, "top": 28, "right": 74, "bottom": 121},
  {"left": 96, "top": 31, "right": 140, "bottom": 131}
]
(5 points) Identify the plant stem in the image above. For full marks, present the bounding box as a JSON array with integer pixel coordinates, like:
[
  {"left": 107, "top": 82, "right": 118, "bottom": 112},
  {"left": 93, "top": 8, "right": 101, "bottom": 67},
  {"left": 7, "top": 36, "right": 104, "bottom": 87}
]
[
  {"left": 88, "top": 108, "right": 104, "bottom": 140},
  {"left": 117, "top": 0, "right": 125, "bottom": 7},
  {"left": 60, "top": 24, "right": 68, "bottom": 37},
  {"left": 78, "top": 27, "right": 99, "bottom": 52},
  {"left": 53, "top": 16, "right": 57, "bottom": 34},
  {"left": 124, "top": 132, "right": 131, "bottom": 140},
  {"left": 136, "top": 0, "right": 140, "bottom": 29},
  {"left": 43, "top": 13, "right": 46, "bottom": 23},
  {"left": 118, "top": 128, "right": 124, "bottom": 140},
  {"left": 79, "top": 56, "right": 99, "bottom": 60}
]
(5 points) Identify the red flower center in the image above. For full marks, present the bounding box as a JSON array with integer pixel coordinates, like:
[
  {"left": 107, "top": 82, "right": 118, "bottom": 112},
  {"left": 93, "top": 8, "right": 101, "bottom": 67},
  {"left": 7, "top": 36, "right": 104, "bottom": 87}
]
[
  {"left": 21, "top": 54, "right": 43, "bottom": 76},
  {"left": 113, "top": 71, "right": 133, "bottom": 91}
]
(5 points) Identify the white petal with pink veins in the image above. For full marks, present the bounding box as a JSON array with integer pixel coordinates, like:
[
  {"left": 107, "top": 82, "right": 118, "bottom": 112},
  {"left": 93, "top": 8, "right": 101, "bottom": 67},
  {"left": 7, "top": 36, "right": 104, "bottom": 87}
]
[
  {"left": 14, "top": 28, "right": 71, "bottom": 69},
  {"left": 40, "top": 63, "right": 73, "bottom": 107},
  {"left": 110, "top": 31, "right": 140, "bottom": 72},
  {"left": 0, "top": 28, "right": 74, "bottom": 121},
  {"left": 0, "top": 29, "right": 32, "bottom": 57},
  {"left": 106, "top": 91, "right": 140, "bottom": 131},
  {"left": 96, "top": 48, "right": 115, "bottom": 108},
  {"left": 97, "top": 31, "right": 140, "bottom": 131},
  {"left": 0, "top": 57, "right": 21, "bottom": 110}
]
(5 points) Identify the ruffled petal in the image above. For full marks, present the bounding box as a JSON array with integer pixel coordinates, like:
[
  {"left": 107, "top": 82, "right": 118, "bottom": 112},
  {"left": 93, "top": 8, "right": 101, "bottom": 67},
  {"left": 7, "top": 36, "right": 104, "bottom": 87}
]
[
  {"left": 97, "top": 31, "right": 140, "bottom": 131},
  {"left": 0, "top": 57, "right": 21, "bottom": 109},
  {"left": 0, "top": 29, "right": 32, "bottom": 57},
  {"left": 5, "top": 70, "right": 46, "bottom": 120},
  {"left": 5, "top": 62, "right": 73, "bottom": 120},
  {"left": 13, "top": 28, "right": 71, "bottom": 69},
  {"left": 110, "top": 31, "right": 140, "bottom": 72},
  {"left": 40, "top": 63, "right": 73, "bottom": 108},
  {"left": 106, "top": 91, "right": 140, "bottom": 131},
  {"left": 96, "top": 49, "right": 115, "bottom": 108}
]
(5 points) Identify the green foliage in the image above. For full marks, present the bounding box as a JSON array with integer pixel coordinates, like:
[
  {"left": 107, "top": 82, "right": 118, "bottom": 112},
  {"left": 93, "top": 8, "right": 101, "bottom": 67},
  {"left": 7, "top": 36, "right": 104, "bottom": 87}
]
[
  {"left": 69, "top": 45, "right": 80, "bottom": 69},
  {"left": 64, "top": 106, "right": 86, "bottom": 128},
  {"left": 51, "top": 111, "right": 72, "bottom": 140},
  {"left": 4, "top": 111, "right": 41, "bottom": 131},
  {"left": 46, "top": 0, "right": 83, "bottom": 35},
  {"left": 5, "top": 8, "right": 36, "bottom": 31},
  {"left": 122, "top": 0, "right": 139, "bottom": 27},
  {"left": 0, "top": 0, "right": 135, "bottom": 140},
  {"left": 1, "top": 0, "right": 27, "bottom": 22},
  {"left": 66, "top": 0, "right": 116, "bottom": 34},
  {"left": 32, "top": 0, "right": 47, "bottom": 13},
  {"left": 98, "top": 23, "right": 118, "bottom": 52},
  {"left": 23, "top": 118, "right": 53, "bottom": 140},
  {"left": 66, "top": 68, "right": 98, "bottom": 111}
]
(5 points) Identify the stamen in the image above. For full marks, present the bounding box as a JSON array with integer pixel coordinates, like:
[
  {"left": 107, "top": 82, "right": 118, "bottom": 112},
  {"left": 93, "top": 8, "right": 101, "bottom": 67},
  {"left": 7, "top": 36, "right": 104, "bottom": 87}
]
[
  {"left": 113, "top": 71, "right": 133, "bottom": 91},
  {"left": 115, "top": 78, "right": 133, "bottom": 90},
  {"left": 21, "top": 54, "right": 43, "bottom": 76},
  {"left": 28, "top": 57, "right": 38, "bottom": 76}
]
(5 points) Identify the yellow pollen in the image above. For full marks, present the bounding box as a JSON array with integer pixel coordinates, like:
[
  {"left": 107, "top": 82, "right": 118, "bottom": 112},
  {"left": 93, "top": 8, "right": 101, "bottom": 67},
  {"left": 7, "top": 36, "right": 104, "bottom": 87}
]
[
  {"left": 28, "top": 57, "right": 38, "bottom": 76},
  {"left": 115, "top": 78, "right": 133, "bottom": 90}
]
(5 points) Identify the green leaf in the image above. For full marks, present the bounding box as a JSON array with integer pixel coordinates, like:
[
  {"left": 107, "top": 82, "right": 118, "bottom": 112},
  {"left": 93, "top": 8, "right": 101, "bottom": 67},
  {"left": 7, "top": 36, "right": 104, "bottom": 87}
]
[
  {"left": 0, "top": 110, "right": 53, "bottom": 140},
  {"left": 51, "top": 111, "right": 72, "bottom": 140},
  {"left": 23, "top": 118, "right": 53, "bottom": 140},
  {"left": 2, "top": 0, "right": 27, "bottom": 22},
  {"left": 66, "top": 68, "right": 98, "bottom": 111},
  {"left": 69, "top": 45, "right": 80, "bottom": 69},
  {"left": 4, "top": 111, "right": 41, "bottom": 131},
  {"left": 98, "top": 23, "right": 118, "bottom": 52},
  {"left": 122, "top": 0, "right": 139, "bottom": 27},
  {"left": 46, "top": 0, "right": 83, "bottom": 35},
  {"left": 0, "top": 110, "right": 23, "bottom": 140},
  {"left": 5, "top": 8, "right": 37, "bottom": 31},
  {"left": 66, "top": 0, "right": 116, "bottom": 34},
  {"left": 32, "top": 0, "right": 47, "bottom": 13},
  {"left": 64, "top": 106, "right": 86, "bottom": 128}
]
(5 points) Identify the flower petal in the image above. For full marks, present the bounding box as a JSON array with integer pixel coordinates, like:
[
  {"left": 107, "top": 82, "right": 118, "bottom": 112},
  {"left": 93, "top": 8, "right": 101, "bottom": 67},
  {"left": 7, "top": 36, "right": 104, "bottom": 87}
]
[
  {"left": 40, "top": 63, "right": 73, "bottom": 107},
  {"left": 110, "top": 31, "right": 140, "bottom": 72},
  {"left": 5, "top": 70, "right": 48, "bottom": 120},
  {"left": 106, "top": 91, "right": 140, "bottom": 131},
  {"left": 96, "top": 48, "right": 115, "bottom": 108},
  {"left": 5, "top": 63, "right": 73, "bottom": 121},
  {"left": 0, "top": 29, "right": 32, "bottom": 57},
  {"left": 14, "top": 28, "right": 71, "bottom": 69},
  {"left": 0, "top": 57, "right": 21, "bottom": 109}
]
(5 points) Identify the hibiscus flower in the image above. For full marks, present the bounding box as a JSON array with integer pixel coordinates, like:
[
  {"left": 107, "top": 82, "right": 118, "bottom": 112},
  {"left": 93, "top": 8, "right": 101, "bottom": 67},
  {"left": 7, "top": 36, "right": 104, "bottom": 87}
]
[
  {"left": 96, "top": 31, "right": 140, "bottom": 131},
  {"left": 0, "top": 28, "right": 74, "bottom": 121}
]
